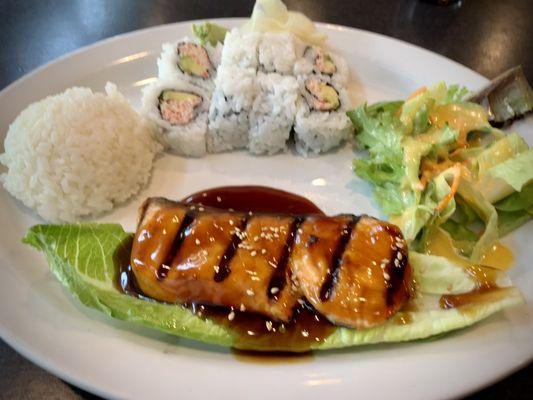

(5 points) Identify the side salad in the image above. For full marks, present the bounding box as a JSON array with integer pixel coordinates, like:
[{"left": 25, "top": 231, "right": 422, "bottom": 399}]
[{"left": 348, "top": 81, "right": 533, "bottom": 267}]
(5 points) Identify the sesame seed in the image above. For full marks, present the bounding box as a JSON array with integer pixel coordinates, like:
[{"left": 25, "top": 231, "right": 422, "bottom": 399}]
[
  {"left": 228, "top": 208, "right": 234, "bottom": 212},
  {"left": 251, "top": 276, "right": 260, "bottom": 281},
  {"left": 195, "top": 238, "right": 200, "bottom": 245},
  {"left": 229, "top": 220, "right": 234, "bottom": 226},
  {"left": 246, "top": 289, "right": 254, "bottom": 296},
  {"left": 383, "top": 272, "right": 390, "bottom": 280},
  {"left": 214, "top": 265, "right": 220, "bottom": 273},
  {"left": 270, "top": 287, "right": 279, "bottom": 294},
  {"left": 297, "top": 228, "right": 303, "bottom": 234},
  {"left": 227, "top": 311, "right": 235, "bottom": 321},
  {"left": 297, "top": 299, "right": 305, "bottom": 305},
  {"left": 210, "top": 237, "right": 215, "bottom": 242},
  {"left": 397, "top": 252, "right": 403, "bottom": 260},
  {"left": 189, "top": 205, "right": 196, "bottom": 210},
  {"left": 394, "top": 258, "right": 400, "bottom": 267},
  {"left": 250, "top": 250, "right": 257, "bottom": 257},
  {"left": 301, "top": 330, "right": 309, "bottom": 338},
  {"left": 268, "top": 261, "right": 277, "bottom": 268},
  {"left": 216, "top": 196, "right": 222, "bottom": 202},
  {"left": 265, "top": 321, "right": 273, "bottom": 331},
  {"left": 240, "top": 303, "right": 246, "bottom": 312},
  {"left": 261, "top": 249, "right": 267, "bottom": 254},
  {"left": 248, "top": 211, "right": 253, "bottom": 216}
]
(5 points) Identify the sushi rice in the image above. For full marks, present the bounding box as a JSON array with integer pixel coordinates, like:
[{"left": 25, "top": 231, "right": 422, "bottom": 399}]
[
  {"left": 207, "top": 65, "right": 258, "bottom": 153},
  {"left": 157, "top": 38, "right": 221, "bottom": 91},
  {"left": 145, "top": 28, "right": 352, "bottom": 157},
  {"left": 249, "top": 72, "right": 299, "bottom": 155},
  {"left": 141, "top": 79, "right": 210, "bottom": 157},
  {"left": 294, "top": 75, "right": 352, "bottom": 156}
]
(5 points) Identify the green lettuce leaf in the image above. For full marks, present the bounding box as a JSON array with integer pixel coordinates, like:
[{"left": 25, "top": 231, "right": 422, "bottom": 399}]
[
  {"left": 192, "top": 22, "right": 228, "bottom": 46},
  {"left": 23, "top": 223, "right": 524, "bottom": 352},
  {"left": 494, "top": 183, "right": 533, "bottom": 236}
]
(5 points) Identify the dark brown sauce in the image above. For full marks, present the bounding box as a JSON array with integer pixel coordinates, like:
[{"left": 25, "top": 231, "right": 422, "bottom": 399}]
[
  {"left": 183, "top": 185, "right": 325, "bottom": 215},
  {"left": 121, "top": 186, "right": 336, "bottom": 353},
  {"left": 190, "top": 301, "right": 335, "bottom": 352}
]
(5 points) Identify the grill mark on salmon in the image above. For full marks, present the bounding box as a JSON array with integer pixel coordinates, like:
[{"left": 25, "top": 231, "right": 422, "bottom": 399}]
[
  {"left": 156, "top": 211, "right": 196, "bottom": 280},
  {"left": 267, "top": 216, "right": 303, "bottom": 301},
  {"left": 214, "top": 216, "right": 249, "bottom": 282},
  {"left": 319, "top": 216, "right": 359, "bottom": 302}
]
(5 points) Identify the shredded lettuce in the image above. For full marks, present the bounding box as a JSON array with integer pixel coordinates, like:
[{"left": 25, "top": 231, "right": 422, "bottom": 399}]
[
  {"left": 23, "top": 223, "right": 523, "bottom": 352},
  {"left": 349, "top": 82, "right": 533, "bottom": 261}
]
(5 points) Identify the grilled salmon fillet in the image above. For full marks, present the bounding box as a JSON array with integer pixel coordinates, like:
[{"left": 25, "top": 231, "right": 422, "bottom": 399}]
[{"left": 130, "top": 197, "right": 412, "bottom": 328}]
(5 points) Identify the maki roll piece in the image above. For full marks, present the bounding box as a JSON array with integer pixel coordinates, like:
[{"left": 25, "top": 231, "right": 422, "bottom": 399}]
[
  {"left": 141, "top": 79, "right": 209, "bottom": 157},
  {"left": 294, "top": 76, "right": 353, "bottom": 156},
  {"left": 158, "top": 38, "right": 221, "bottom": 91},
  {"left": 249, "top": 73, "right": 299, "bottom": 155},
  {"left": 258, "top": 32, "right": 297, "bottom": 75},
  {"left": 294, "top": 45, "right": 349, "bottom": 86},
  {"left": 207, "top": 65, "right": 258, "bottom": 153},
  {"left": 220, "top": 28, "right": 261, "bottom": 69}
]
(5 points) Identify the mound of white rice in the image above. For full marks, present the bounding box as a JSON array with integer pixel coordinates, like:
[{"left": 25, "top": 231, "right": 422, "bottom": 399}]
[{"left": 0, "top": 83, "right": 162, "bottom": 222}]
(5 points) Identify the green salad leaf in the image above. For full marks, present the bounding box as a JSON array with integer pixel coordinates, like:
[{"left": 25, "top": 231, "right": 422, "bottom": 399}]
[
  {"left": 192, "top": 22, "right": 228, "bottom": 46},
  {"left": 24, "top": 223, "right": 524, "bottom": 352}
]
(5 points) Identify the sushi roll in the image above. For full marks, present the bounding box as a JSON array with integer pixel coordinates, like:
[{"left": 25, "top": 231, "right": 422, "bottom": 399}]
[
  {"left": 294, "top": 45, "right": 349, "bottom": 86},
  {"left": 249, "top": 73, "right": 299, "bottom": 155},
  {"left": 220, "top": 28, "right": 261, "bottom": 69},
  {"left": 294, "top": 76, "right": 353, "bottom": 156},
  {"left": 207, "top": 65, "right": 258, "bottom": 153},
  {"left": 157, "top": 38, "right": 221, "bottom": 91},
  {"left": 141, "top": 79, "right": 210, "bottom": 157},
  {"left": 258, "top": 32, "right": 296, "bottom": 75}
]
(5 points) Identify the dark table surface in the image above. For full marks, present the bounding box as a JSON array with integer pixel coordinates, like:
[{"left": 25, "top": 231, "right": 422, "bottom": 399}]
[{"left": 0, "top": 0, "right": 531, "bottom": 399}]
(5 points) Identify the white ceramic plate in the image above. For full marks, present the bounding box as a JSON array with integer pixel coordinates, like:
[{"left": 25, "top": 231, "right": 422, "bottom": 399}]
[{"left": 0, "top": 18, "right": 531, "bottom": 400}]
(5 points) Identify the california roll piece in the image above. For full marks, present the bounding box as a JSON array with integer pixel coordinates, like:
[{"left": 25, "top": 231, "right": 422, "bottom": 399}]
[
  {"left": 294, "top": 45, "right": 349, "bottom": 86},
  {"left": 207, "top": 65, "right": 258, "bottom": 153},
  {"left": 142, "top": 79, "right": 209, "bottom": 157},
  {"left": 294, "top": 76, "right": 353, "bottom": 156},
  {"left": 157, "top": 38, "right": 221, "bottom": 91},
  {"left": 249, "top": 73, "right": 298, "bottom": 155},
  {"left": 258, "top": 32, "right": 296, "bottom": 75},
  {"left": 220, "top": 28, "right": 260, "bottom": 69}
]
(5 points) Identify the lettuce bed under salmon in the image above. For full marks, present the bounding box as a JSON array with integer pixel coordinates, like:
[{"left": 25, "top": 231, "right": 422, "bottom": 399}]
[{"left": 23, "top": 223, "right": 523, "bottom": 352}]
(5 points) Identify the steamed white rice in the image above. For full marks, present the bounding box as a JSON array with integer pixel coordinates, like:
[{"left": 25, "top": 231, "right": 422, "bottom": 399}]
[{"left": 0, "top": 83, "right": 162, "bottom": 222}]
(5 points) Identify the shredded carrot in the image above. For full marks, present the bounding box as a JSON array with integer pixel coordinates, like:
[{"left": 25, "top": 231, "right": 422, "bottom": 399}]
[
  {"left": 436, "top": 164, "right": 462, "bottom": 212},
  {"left": 419, "top": 159, "right": 454, "bottom": 190},
  {"left": 407, "top": 86, "right": 427, "bottom": 101}
]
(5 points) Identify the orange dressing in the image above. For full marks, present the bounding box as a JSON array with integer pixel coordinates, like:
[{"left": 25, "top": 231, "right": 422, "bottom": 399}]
[
  {"left": 425, "top": 227, "right": 513, "bottom": 275},
  {"left": 429, "top": 103, "right": 488, "bottom": 147},
  {"left": 478, "top": 242, "right": 515, "bottom": 270}
]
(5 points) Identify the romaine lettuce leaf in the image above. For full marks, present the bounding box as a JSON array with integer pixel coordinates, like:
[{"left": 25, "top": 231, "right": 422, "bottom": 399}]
[{"left": 23, "top": 223, "right": 524, "bottom": 352}]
